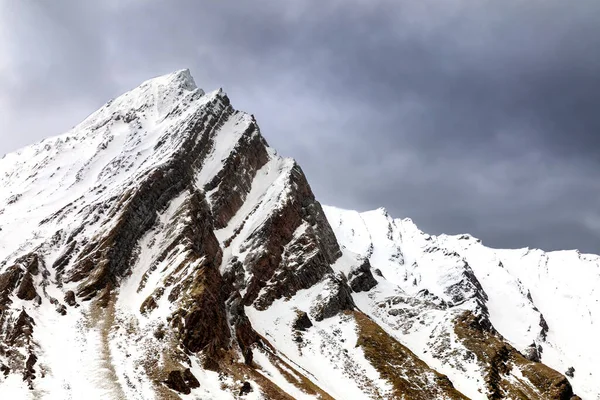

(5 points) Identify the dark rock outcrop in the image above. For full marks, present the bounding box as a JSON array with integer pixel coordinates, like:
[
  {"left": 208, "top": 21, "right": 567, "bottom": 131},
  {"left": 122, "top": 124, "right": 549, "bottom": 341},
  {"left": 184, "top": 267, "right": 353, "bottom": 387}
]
[
  {"left": 0, "top": 309, "right": 37, "bottom": 387},
  {"left": 311, "top": 278, "right": 355, "bottom": 321},
  {"left": 0, "top": 265, "right": 23, "bottom": 306},
  {"left": 159, "top": 190, "right": 231, "bottom": 368},
  {"left": 64, "top": 290, "right": 77, "bottom": 306},
  {"left": 348, "top": 259, "right": 378, "bottom": 292},
  {"left": 4, "top": 310, "right": 35, "bottom": 348},
  {"left": 205, "top": 117, "right": 270, "bottom": 229},
  {"left": 239, "top": 381, "right": 253, "bottom": 396},
  {"left": 240, "top": 163, "right": 345, "bottom": 310},
  {"left": 164, "top": 368, "right": 200, "bottom": 394},
  {"left": 24, "top": 354, "right": 37, "bottom": 383},
  {"left": 523, "top": 342, "right": 543, "bottom": 363},
  {"left": 539, "top": 314, "right": 549, "bottom": 341},
  {"left": 227, "top": 295, "right": 261, "bottom": 366},
  {"left": 292, "top": 310, "right": 313, "bottom": 331},
  {"left": 444, "top": 261, "right": 489, "bottom": 310},
  {"left": 0, "top": 262, "right": 39, "bottom": 304},
  {"left": 15, "top": 272, "right": 37, "bottom": 301}
]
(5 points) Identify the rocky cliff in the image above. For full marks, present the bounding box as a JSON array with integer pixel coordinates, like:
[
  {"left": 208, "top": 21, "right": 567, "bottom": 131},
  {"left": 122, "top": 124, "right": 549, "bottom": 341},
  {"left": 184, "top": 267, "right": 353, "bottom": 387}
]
[{"left": 0, "top": 70, "right": 592, "bottom": 399}]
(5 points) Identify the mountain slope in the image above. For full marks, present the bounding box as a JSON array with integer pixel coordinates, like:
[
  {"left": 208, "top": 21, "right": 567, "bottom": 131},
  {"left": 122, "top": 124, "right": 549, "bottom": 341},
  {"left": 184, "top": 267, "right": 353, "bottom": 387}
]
[
  {"left": 0, "top": 70, "right": 587, "bottom": 399},
  {"left": 325, "top": 206, "right": 596, "bottom": 399}
]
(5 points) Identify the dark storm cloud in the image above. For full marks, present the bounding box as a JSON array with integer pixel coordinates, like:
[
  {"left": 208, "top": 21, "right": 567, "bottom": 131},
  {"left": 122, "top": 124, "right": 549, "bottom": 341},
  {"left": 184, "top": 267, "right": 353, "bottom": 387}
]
[{"left": 1, "top": 0, "right": 599, "bottom": 252}]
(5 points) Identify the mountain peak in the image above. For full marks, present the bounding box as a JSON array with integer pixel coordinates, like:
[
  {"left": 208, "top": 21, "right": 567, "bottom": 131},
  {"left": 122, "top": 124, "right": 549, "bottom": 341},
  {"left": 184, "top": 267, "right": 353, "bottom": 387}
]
[
  {"left": 75, "top": 69, "right": 207, "bottom": 132},
  {"left": 141, "top": 68, "right": 198, "bottom": 91}
]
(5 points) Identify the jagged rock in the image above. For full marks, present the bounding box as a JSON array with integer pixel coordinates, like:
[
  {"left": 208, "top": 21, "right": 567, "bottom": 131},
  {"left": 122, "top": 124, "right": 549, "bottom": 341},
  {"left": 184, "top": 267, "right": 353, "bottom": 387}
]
[
  {"left": 205, "top": 120, "right": 270, "bottom": 229},
  {"left": 239, "top": 381, "right": 253, "bottom": 396},
  {"left": 227, "top": 295, "right": 260, "bottom": 365},
  {"left": 348, "top": 259, "right": 378, "bottom": 292},
  {"left": 173, "top": 268, "right": 230, "bottom": 364},
  {"left": 6, "top": 310, "right": 35, "bottom": 347},
  {"left": 63, "top": 290, "right": 77, "bottom": 306},
  {"left": 164, "top": 368, "right": 200, "bottom": 394},
  {"left": 524, "top": 342, "right": 543, "bottom": 363},
  {"left": 66, "top": 94, "right": 230, "bottom": 301},
  {"left": 164, "top": 192, "right": 231, "bottom": 367},
  {"left": 292, "top": 310, "right": 313, "bottom": 331},
  {"left": 139, "top": 293, "right": 158, "bottom": 315},
  {"left": 15, "top": 272, "right": 37, "bottom": 301},
  {"left": 55, "top": 304, "right": 67, "bottom": 316},
  {"left": 24, "top": 354, "right": 37, "bottom": 381},
  {"left": 444, "top": 262, "right": 488, "bottom": 308},
  {"left": 182, "top": 368, "right": 200, "bottom": 389},
  {"left": 539, "top": 314, "right": 549, "bottom": 341},
  {"left": 237, "top": 162, "right": 344, "bottom": 310},
  {"left": 20, "top": 254, "right": 41, "bottom": 276},
  {"left": 0, "top": 261, "right": 40, "bottom": 304},
  {"left": 0, "top": 265, "right": 23, "bottom": 305},
  {"left": 311, "top": 278, "right": 355, "bottom": 321}
]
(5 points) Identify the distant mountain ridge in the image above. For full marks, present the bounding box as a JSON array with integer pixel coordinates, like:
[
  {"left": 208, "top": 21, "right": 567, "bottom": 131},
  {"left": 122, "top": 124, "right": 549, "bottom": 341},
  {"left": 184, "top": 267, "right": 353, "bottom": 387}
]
[{"left": 0, "top": 70, "right": 593, "bottom": 399}]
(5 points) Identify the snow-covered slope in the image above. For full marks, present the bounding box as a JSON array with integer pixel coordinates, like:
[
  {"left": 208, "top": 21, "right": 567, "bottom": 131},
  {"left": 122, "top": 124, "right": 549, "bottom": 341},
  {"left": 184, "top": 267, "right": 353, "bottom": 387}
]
[
  {"left": 325, "top": 206, "right": 597, "bottom": 399},
  {"left": 0, "top": 70, "right": 587, "bottom": 399}
]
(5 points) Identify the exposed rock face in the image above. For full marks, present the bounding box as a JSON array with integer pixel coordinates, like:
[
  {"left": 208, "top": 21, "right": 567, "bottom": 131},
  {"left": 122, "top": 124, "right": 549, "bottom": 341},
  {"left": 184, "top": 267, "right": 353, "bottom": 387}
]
[
  {"left": 64, "top": 290, "right": 77, "bottom": 306},
  {"left": 0, "top": 70, "right": 589, "bottom": 399},
  {"left": 15, "top": 272, "right": 37, "bottom": 301},
  {"left": 154, "top": 190, "right": 230, "bottom": 364},
  {"left": 205, "top": 119, "right": 270, "bottom": 229},
  {"left": 238, "top": 162, "right": 345, "bottom": 310},
  {"left": 523, "top": 342, "right": 543, "bottom": 363},
  {"left": 0, "top": 254, "right": 44, "bottom": 305},
  {"left": 310, "top": 277, "right": 355, "bottom": 321},
  {"left": 238, "top": 381, "right": 253, "bottom": 396},
  {"left": 0, "top": 266, "right": 24, "bottom": 304},
  {"left": 0, "top": 309, "right": 37, "bottom": 388},
  {"left": 164, "top": 368, "right": 200, "bottom": 394},
  {"left": 347, "top": 259, "right": 378, "bottom": 292},
  {"left": 292, "top": 310, "right": 313, "bottom": 331}
]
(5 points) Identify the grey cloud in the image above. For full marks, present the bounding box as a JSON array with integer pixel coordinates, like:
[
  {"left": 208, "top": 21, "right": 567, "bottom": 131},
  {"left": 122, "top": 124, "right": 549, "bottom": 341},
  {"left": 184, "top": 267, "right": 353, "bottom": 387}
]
[{"left": 0, "top": 0, "right": 599, "bottom": 252}]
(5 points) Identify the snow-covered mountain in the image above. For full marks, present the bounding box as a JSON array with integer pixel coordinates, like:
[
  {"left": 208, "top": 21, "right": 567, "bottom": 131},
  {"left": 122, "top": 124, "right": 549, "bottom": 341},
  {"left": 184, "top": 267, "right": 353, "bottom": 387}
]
[
  {"left": 0, "top": 70, "right": 593, "bottom": 399},
  {"left": 324, "top": 207, "right": 598, "bottom": 400}
]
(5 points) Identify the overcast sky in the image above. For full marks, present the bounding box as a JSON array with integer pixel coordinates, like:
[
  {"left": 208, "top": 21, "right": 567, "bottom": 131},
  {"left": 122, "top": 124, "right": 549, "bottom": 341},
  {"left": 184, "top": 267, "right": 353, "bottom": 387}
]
[{"left": 1, "top": 0, "right": 599, "bottom": 252}]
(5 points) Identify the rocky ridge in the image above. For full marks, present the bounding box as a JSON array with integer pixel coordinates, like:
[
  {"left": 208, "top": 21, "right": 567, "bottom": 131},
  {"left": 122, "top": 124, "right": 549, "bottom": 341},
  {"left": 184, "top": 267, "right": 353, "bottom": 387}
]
[{"left": 0, "top": 70, "right": 592, "bottom": 399}]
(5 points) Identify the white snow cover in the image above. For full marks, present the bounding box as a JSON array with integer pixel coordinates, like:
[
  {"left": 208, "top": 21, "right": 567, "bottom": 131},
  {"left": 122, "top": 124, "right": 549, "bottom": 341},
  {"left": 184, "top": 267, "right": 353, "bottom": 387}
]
[
  {"left": 245, "top": 282, "right": 395, "bottom": 399},
  {"left": 324, "top": 205, "right": 600, "bottom": 399},
  {"left": 0, "top": 69, "right": 213, "bottom": 262}
]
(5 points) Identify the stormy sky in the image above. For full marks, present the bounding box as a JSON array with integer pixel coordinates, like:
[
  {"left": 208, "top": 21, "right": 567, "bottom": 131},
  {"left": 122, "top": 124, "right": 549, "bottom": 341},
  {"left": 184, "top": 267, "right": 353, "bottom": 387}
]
[{"left": 1, "top": 0, "right": 599, "bottom": 252}]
